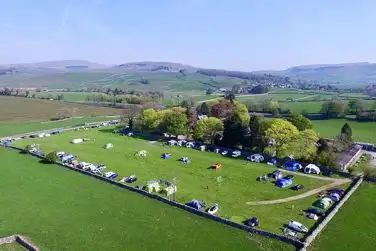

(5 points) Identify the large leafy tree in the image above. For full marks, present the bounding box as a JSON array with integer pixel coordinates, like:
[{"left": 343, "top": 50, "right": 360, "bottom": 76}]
[
  {"left": 193, "top": 117, "right": 224, "bottom": 144},
  {"left": 248, "top": 115, "right": 270, "bottom": 151},
  {"left": 287, "top": 112, "right": 313, "bottom": 131},
  {"left": 288, "top": 129, "right": 319, "bottom": 161},
  {"left": 139, "top": 108, "right": 160, "bottom": 130},
  {"left": 348, "top": 99, "right": 364, "bottom": 114},
  {"left": 264, "top": 119, "right": 299, "bottom": 157},
  {"left": 163, "top": 111, "right": 188, "bottom": 135},
  {"left": 320, "top": 101, "right": 346, "bottom": 118},
  {"left": 197, "top": 102, "right": 210, "bottom": 115},
  {"left": 232, "top": 103, "right": 250, "bottom": 126},
  {"left": 211, "top": 100, "right": 233, "bottom": 119}
]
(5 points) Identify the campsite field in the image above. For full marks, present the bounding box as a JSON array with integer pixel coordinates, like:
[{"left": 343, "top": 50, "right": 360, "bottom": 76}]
[
  {"left": 0, "top": 96, "right": 123, "bottom": 122},
  {"left": 311, "top": 119, "right": 376, "bottom": 144},
  {"left": 0, "top": 148, "right": 294, "bottom": 251},
  {"left": 13, "top": 128, "right": 344, "bottom": 235},
  {"left": 309, "top": 182, "right": 376, "bottom": 251}
]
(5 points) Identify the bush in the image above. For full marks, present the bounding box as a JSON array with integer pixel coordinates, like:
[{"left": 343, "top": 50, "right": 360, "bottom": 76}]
[
  {"left": 46, "top": 151, "right": 58, "bottom": 163},
  {"left": 24, "top": 144, "right": 34, "bottom": 153},
  {"left": 363, "top": 166, "right": 376, "bottom": 178}
]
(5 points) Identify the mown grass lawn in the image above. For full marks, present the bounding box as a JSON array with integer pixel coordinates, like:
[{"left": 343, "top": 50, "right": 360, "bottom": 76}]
[
  {"left": 0, "top": 117, "right": 118, "bottom": 137},
  {"left": 0, "top": 148, "right": 295, "bottom": 251},
  {"left": 311, "top": 119, "right": 376, "bottom": 144},
  {"left": 0, "top": 243, "right": 26, "bottom": 251},
  {"left": 14, "top": 128, "right": 331, "bottom": 234},
  {"left": 309, "top": 182, "right": 376, "bottom": 251}
]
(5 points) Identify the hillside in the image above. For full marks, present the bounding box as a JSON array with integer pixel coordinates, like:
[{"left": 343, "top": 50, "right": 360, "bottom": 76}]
[{"left": 0, "top": 60, "right": 375, "bottom": 90}]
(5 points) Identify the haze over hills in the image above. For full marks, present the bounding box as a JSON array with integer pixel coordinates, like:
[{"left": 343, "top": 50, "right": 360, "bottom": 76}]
[{"left": 0, "top": 60, "right": 375, "bottom": 89}]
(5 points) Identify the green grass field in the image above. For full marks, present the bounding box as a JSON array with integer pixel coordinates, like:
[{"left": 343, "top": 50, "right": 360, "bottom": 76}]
[
  {"left": 0, "top": 148, "right": 294, "bottom": 251},
  {"left": 13, "top": 128, "right": 334, "bottom": 235},
  {"left": 309, "top": 182, "right": 376, "bottom": 251},
  {"left": 311, "top": 119, "right": 376, "bottom": 144},
  {"left": 0, "top": 117, "right": 118, "bottom": 137},
  {"left": 0, "top": 96, "right": 123, "bottom": 122},
  {"left": 0, "top": 243, "right": 26, "bottom": 251}
]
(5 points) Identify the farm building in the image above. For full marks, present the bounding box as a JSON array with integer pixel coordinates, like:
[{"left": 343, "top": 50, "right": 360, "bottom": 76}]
[
  {"left": 304, "top": 164, "right": 320, "bottom": 174},
  {"left": 284, "top": 161, "right": 303, "bottom": 172},
  {"left": 315, "top": 197, "right": 332, "bottom": 209}
]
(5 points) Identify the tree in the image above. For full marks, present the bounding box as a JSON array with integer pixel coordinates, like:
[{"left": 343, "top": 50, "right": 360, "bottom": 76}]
[
  {"left": 186, "top": 107, "right": 198, "bottom": 131},
  {"left": 211, "top": 100, "right": 233, "bottom": 119},
  {"left": 46, "top": 151, "right": 58, "bottom": 163},
  {"left": 348, "top": 99, "right": 364, "bottom": 114},
  {"left": 224, "top": 92, "right": 236, "bottom": 103},
  {"left": 24, "top": 144, "right": 34, "bottom": 153},
  {"left": 180, "top": 97, "right": 196, "bottom": 109},
  {"left": 231, "top": 84, "right": 241, "bottom": 94},
  {"left": 193, "top": 117, "right": 224, "bottom": 144},
  {"left": 320, "top": 101, "right": 346, "bottom": 118},
  {"left": 287, "top": 112, "right": 313, "bottom": 131},
  {"left": 122, "top": 104, "right": 142, "bottom": 129},
  {"left": 248, "top": 115, "right": 267, "bottom": 151},
  {"left": 222, "top": 116, "right": 248, "bottom": 148},
  {"left": 340, "top": 123, "right": 353, "bottom": 143},
  {"left": 232, "top": 102, "right": 250, "bottom": 126},
  {"left": 205, "top": 88, "right": 214, "bottom": 95},
  {"left": 163, "top": 111, "right": 188, "bottom": 135},
  {"left": 197, "top": 102, "right": 210, "bottom": 115},
  {"left": 139, "top": 108, "right": 160, "bottom": 130},
  {"left": 264, "top": 119, "right": 299, "bottom": 157},
  {"left": 288, "top": 129, "right": 319, "bottom": 161}
]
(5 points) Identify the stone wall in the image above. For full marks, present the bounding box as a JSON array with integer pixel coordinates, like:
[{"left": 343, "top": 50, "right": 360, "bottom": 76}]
[
  {"left": 300, "top": 176, "right": 363, "bottom": 250},
  {"left": 0, "top": 234, "right": 39, "bottom": 251}
]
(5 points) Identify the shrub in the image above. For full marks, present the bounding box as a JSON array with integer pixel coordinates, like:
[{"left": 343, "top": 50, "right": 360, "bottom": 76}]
[{"left": 46, "top": 151, "right": 58, "bottom": 163}]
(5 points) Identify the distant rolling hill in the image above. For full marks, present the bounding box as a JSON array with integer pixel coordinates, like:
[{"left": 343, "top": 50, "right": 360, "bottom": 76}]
[{"left": 0, "top": 60, "right": 375, "bottom": 90}]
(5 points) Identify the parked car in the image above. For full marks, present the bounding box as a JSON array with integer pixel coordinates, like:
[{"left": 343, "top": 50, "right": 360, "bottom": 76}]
[
  {"left": 328, "top": 189, "right": 345, "bottom": 197},
  {"left": 292, "top": 184, "right": 304, "bottom": 191},
  {"left": 245, "top": 217, "right": 259, "bottom": 227},
  {"left": 306, "top": 207, "right": 325, "bottom": 217},
  {"left": 287, "top": 220, "right": 308, "bottom": 233},
  {"left": 104, "top": 171, "right": 118, "bottom": 180}
]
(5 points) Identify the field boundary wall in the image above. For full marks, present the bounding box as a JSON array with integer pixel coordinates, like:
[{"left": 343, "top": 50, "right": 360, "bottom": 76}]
[{"left": 300, "top": 176, "right": 363, "bottom": 250}]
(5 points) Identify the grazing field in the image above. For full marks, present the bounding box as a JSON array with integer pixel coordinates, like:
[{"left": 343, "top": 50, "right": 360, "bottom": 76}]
[
  {"left": 0, "top": 148, "right": 294, "bottom": 251},
  {"left": 0, "top": 243, "right": 25, "bottom": 251},
  {"left": 0, "top": 96, "right": 123, "bottom": 122},
  {"left": 311, "top": 119, "right": 376, "bottom": 144},
  {"left": 13, "top": 128, "right": 339, "bottom": 235},
  {"left": 34, "top": 91, "right": 94, "bottom": 102},
  {"left": 0, "top": 117, "right": 119, "bottom": 137},
  {"left": 309, "top": 182, "right": 376, "bottom": 251}
]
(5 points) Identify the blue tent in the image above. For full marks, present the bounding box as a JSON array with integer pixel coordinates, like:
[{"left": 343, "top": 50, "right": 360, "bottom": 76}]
[
  {"left": 267, "top": 158, "right": 277, "bottom": 166},
  {"left": 3, "top": 140, "right": 12, "bottom": 147},
  {"left": 284, "top": 161, "right": 303, "bottom": 172},
  {"left": 186, "top": 199, "right": 204, "bottom": 210},
  {"left": 61, "top": 154, "right": 74, "bottom": 163},
  {"left": 162, "top": 153, "right": 171, "bottom": 159},
  {"left": 275, "top": 177, "right": 293, "bottom": 188}
]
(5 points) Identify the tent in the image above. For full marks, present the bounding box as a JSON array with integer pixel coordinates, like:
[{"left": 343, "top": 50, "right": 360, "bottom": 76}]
[
  {"left": 232, "top": 150, "right": 241, "bottom": 157},
  {"left": 71, "top": 138, "right": 83, "bottom": 144},
  {"left": 104, "top": 143, "right": 113, "bottom": 149},
  {"left": 136, "top": 150, "right": 148, "bottom": 157},
  {"left": 275, "top": 177, "right": 293, "bottom": 188},
  {"left": 304, "top": 164, "right": 320, "bottom": 175},
  {"left": 61, "top": 154, "right": 74, "bottom": 163},
  {"left": 146, "top": 181, "right": 161, "bottom": 193},
  {"left": 211, "top": 163, "right": 222, "bottom": 170},
  {"left": 186, "top": 199, "right": 204, "bottom": 210},
  {"left": 199, "top": 145, "right": 206, "bottom": 151},
  {"left": 163, "top": 184, "right": 177, "bottom": 196},
  {"left": 269, "top": 170, "right": 283, "bottom": 179},
  {"left": 185, "top": 142, "right": 195, "bottom": 148},
  {"left": 267, "top": 158, "right": 277, "bottom": 166},
  {"left": 162, "top": 153, "right": 171, "bottom": 159},
  {"left": 248, "top": 154, "right": 264, "bottom": 163},
  {"left": 284, "top": 161, "right": 303, "bottom": 172},
  {"left": 180, "top": 157, "right": 190, "bottom": 164},
  {"left": 168, "top": 140, "right": 177, "bottom": 146},
  {"left": 315, "top": 197, "right": 332, "bottom": 209}
]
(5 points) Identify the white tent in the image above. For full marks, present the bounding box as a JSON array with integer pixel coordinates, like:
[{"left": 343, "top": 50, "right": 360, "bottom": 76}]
[
  {"left": 304, "top": 164, "right": 320, "bottom": 175},
  {"left": 199, "top": 145, "right": 206, "bottom": 151},
  {"left": 168, "top": 140, "right": 177, "bottom": 146},
  {"left": 104, "top": 143, "right": 113, "bottom": 149},
  {"left": 71, "top": 138, "right": 83, "bottom": 144},
  {"left": 146, "top": 181, "right": 161, "bottom": 193},
  {"left": 136, "top": 150, "right": 148, "bottom": 157}
]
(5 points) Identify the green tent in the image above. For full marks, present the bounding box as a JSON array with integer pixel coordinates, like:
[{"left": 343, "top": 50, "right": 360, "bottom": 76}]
[{"left": 315, "top": 197, "right": 332, "bottom": 209}]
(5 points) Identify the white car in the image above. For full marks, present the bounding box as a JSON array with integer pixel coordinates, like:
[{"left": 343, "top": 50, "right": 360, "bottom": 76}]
[{"left": 288, "top": 221, "right": 309, "bottom": 233}]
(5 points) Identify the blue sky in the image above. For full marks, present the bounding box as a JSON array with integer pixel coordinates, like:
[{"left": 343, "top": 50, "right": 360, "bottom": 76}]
[{"left": 0, "top": 0, "right": 375, "bottom": 70}]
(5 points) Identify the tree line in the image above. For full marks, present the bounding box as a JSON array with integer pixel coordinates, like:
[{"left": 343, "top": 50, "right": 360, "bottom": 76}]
[{"left": 124, "top": 97, "right": 354, "bottom": 171}]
